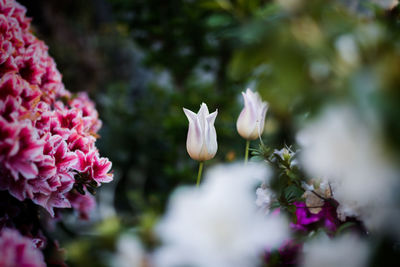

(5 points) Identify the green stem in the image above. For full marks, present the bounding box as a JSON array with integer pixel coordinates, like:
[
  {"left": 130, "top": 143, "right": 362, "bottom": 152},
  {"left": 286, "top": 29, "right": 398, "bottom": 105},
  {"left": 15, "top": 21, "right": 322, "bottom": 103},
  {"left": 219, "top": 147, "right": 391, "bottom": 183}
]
[
  {"left": 244, "top": 140, "right": 250, "bottom": 165},
  {"left": 196, "top": 161, "right": 204, "bottom": 187}
]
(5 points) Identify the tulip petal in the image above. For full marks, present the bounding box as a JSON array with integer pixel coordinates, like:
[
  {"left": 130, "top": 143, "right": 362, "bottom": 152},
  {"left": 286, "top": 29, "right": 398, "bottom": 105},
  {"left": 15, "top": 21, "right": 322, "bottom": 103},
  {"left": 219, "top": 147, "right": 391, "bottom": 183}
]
[
  {"left": 197, "top": 103, "right": 209, "bottom": 134},
  {"left": 206, "top": 110, "right": 218, "bottom": 126},
  {"left": 184, "top": 108, "right": 203, "bottom": 160},
  {"left": 184, "top": 107, "right": 202, "bottom": 145},
  {"left": 183, "top": 108, "right": 197, "bottom": 122},
  {"left": 183, "top": 104, "right": 218, "bottom": 161},
  {"left": 259, "top": 102, "right": 269, "bottom": 134},
  {"left": 237, "top": 89, "right": 269, "bottom": 140},
  {"left": 237, "top": 92, "right": 256, "bottom": 139},
  {"left": 205, "top": 109, "right": 218, "bottom": 159},
  {"left": 199, "top": 103, "right": 210, "bottom": 116}
]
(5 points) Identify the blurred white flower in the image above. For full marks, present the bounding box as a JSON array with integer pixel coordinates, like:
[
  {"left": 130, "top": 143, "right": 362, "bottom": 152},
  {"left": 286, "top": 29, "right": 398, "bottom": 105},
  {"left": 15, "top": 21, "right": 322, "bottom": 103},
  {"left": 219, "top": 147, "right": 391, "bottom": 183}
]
[
  {"left": 255, "top": 186, "right": 274, "bottom": 214},
  {"left": 301, "top": 234, "right": 369, "bottom": 267},
  {"left": 297, "top": 105, "right": 397, "bottom": 231},
  {"left": 112, "top": 234, "right": 146, "bottom": 267},
  {"left": 237, "top": 89, "right": 269, "bottom": 140},
  {"left": 335, "top": 34, "right": 359, "bottom": 65},
  {"left": 183, "top": 103, "right": 218, "bottom": 161},
  {"left": 154, "top": 163, "right": 288, "bottom": 267},
  {"left": 309, "top": 60, "right": 330, "bottom": 81}
]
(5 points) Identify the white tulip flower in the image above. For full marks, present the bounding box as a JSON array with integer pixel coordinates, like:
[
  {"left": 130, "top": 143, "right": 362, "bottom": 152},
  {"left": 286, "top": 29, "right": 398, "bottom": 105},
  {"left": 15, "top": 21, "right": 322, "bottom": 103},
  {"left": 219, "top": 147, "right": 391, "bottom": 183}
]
[
  {"left": 236, "top": 88, "right": 269, "bottom": 141},
  {"left": 183, "top": 103, "right": 218, "bottom": 162}
]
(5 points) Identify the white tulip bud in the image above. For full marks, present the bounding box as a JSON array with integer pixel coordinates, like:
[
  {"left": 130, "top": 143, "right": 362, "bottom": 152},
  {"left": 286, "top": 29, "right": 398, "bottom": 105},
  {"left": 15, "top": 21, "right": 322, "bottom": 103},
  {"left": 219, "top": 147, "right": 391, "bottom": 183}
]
[
  {"left": 236, "top": 88, "right": 269, "bottom": 140},
  {"left": 183, "top": 103, "right": 218, "bottom": 161}
]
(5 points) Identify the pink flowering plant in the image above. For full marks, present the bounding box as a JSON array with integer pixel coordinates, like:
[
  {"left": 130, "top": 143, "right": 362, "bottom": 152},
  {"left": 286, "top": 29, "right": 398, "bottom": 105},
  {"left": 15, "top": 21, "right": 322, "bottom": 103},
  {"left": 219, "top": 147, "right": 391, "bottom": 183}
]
[
  {"left": 0, "top": 0, "right": 112, "bottom": 265},
  {"left": 0, "top": 228, "right": 46, "bottom": 267}
]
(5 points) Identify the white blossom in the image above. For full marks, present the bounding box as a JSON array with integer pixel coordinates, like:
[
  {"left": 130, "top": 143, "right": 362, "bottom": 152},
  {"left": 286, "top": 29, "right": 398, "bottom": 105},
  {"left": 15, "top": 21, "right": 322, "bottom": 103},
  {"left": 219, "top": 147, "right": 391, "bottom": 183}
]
[
  {"left": 112, "top": 234, "right": 146, "bottom": 267},
  {"left": 335, "top": 34, "right": 359, "bottom": 65},
  {"left": 255, "top": 186, "right": 274, "bottom": 214},
  {"left": 154, "top": 163, "right": 288, "bottom": 267},
  {"left": 297, "top": 105, "right": 398, "bottom": 232},
  {"left": 301, "top": 234, "right": 369, "bottom": 267}
]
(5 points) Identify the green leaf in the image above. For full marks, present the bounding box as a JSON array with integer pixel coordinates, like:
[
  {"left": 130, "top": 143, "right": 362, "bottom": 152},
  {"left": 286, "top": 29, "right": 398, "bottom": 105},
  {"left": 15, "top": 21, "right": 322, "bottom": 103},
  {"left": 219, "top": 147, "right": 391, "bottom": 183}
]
[
  {"left": 336, "top": 222, "right": 356, "bottom": 235},
  {"left": 270, "top": 201, "right": 281, "bottom": 209},
  {"left": 283, "top": 185, "right": 304, "bottom": 203},
  {"left": 206, "top": 14, "right": 233, "bottom": 28},
  {"left": 249, "top": 155, "right": 264, "bottom": 162}
]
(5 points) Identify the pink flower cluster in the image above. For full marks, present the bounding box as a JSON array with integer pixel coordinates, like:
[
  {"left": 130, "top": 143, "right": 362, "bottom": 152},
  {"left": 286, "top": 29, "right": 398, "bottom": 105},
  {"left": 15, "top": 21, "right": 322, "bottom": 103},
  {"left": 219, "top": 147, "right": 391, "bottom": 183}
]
[
  {"left": 0, "top": 0, "right": 112, "bottom": 216},
  {"left": 0, "top": 228, "right": 46, "bottom": 267}
]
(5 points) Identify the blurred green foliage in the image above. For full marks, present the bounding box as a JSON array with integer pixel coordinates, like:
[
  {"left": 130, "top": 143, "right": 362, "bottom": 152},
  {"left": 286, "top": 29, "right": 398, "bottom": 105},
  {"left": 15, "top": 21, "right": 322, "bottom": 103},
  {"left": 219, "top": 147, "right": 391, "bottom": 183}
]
[{"left": 222, "top": 0, "right": 400, "bottom": 150}]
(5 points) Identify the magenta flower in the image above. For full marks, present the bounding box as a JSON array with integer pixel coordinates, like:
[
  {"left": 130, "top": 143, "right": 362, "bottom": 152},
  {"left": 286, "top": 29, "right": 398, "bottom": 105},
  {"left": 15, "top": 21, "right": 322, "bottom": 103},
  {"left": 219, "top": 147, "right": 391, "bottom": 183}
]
[
  {"left": 33, "top": 192, "right": 71, "bottom": 217},
  {"left": 69, "top": 92, "right": 102, "bottom": 133},
  {"left": 76, "top": 150, "right": 113, "bottom": 184},
  {"left": 0, "top": 120, "right": 44, "bottom": 181},
  {"left": 67, "top": 131, "right": 95, "bottom": 153},
  {"left": 67, "top": 190, "right": 96, "bottom": 220},
  {"left": 278, "top": 240, "right": 303, "bottom": 265},
  {"left": 0, "top": 73, "right": 23, "bottom": 100},
  {"left": 52, "top": 137, "right": 78, "bottom": 172},
  {"left": 0, "top": 228, "right": 46, "bottom": 267},
  {"left": 56, "top": 107, "right": 84, "bottom": 133},
  {"left": 263, "top": 239, "right": 302, "bottom": 266},
  {"left": 290, "top": 201, "right": 340, "bottom": 233}
]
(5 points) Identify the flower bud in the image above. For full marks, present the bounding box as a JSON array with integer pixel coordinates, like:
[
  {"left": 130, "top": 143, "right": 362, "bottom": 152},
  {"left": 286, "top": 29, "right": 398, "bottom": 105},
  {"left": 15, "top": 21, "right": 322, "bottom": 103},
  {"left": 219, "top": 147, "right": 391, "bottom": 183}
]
[
  {"left": 236, "top": 88, "right": 269, "bottom": 140},
  {"left": 183, "top": 103, "right": 218, "bottom": 161}
]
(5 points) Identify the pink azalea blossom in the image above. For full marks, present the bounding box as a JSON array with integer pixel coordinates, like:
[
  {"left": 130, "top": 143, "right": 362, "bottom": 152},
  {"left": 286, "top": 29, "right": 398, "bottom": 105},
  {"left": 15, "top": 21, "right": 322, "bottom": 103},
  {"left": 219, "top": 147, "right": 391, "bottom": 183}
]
[
  {"left": 0, "top": 120, "right": 44, "bottom": 181},
  {"left": 67, "top": 190, "right": 96, "bottom": 220},
  {"left": 0, "top": 0, "right": 112, "bottom": 217},
  {"left": 76, "top": 150, "right": 113, "bottom": 184},
  {"left": 69, "top": 92, "right": 102, "bottom": 133},
  {"left": 0, "top": 228, "right": 46, "bottom": 267}
]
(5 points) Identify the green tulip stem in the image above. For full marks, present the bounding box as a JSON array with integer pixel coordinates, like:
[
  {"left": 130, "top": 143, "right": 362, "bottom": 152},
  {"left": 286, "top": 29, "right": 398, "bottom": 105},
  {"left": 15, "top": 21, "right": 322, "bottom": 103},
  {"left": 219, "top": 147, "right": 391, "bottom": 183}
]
[
  {"left": 196, "top": 161, "right": 204, "bottom": 187},
  {"left": 244, "top": 140, "right": 250, "bottom": 165}
]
